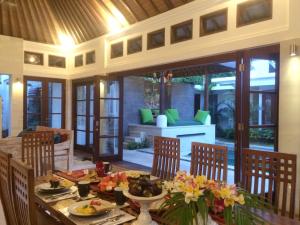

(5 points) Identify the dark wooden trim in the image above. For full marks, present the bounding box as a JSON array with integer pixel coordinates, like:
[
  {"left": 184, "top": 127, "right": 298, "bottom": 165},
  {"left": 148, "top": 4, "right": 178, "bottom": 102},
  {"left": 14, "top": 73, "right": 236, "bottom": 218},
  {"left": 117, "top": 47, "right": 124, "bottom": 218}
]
[
  {"left": 170, "top": 19, "right": 193, "bottom": 44},
  {"left": 236, "top": 0, "right": 273, "bottom": 28},
  {"left": 23, "top": 76, "right": 66, "bottom": 129},
  {"left": 147, "top": 28, "right": 165, "bottom": 50},
  {"left": 200, "top": 8, "right": 228, "bottom": 37}
]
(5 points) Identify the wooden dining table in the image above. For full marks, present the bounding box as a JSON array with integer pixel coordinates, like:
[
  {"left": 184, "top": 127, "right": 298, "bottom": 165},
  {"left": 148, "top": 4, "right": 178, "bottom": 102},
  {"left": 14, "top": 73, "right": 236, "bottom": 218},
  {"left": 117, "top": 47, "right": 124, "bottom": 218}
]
[{"left": 34, "top": 168, "right": 300, "bottom": 225}]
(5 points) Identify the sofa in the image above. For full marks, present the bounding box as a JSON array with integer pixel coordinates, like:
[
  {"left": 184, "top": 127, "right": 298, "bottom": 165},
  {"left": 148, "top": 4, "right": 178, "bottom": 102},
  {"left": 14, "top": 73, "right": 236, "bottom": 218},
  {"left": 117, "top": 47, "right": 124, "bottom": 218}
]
[{"left": 0, "top": 126, "right": 74, "bottom": 170}]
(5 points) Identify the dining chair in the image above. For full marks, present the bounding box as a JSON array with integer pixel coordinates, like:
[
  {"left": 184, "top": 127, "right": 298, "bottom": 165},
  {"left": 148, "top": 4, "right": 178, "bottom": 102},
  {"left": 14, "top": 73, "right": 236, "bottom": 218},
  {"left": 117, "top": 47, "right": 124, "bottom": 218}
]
[
  {"left": 0, "top": 150, "right": 18, "bottom": 225},
  {"left": 241, "top": 149, "right": 297, "bottom": 219},
  {"left": 190, "top": 142, "right": 228, "bottom": 182},
  {"left": 22, "top": 131, "right": 54, "bottom": 177},
  {"left": 10, "top": 158, "right": 37, "bottom": 225},
  {"left": 151, "top": 136, "right": 180, "bottom": 180}
]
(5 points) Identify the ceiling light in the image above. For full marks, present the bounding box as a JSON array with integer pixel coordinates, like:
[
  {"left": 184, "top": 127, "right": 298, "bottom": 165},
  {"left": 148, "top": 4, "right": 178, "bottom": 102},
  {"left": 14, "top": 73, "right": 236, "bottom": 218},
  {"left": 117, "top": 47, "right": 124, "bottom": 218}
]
[{"left": 58, "top": 33, "right": 75, "bottom": 51}]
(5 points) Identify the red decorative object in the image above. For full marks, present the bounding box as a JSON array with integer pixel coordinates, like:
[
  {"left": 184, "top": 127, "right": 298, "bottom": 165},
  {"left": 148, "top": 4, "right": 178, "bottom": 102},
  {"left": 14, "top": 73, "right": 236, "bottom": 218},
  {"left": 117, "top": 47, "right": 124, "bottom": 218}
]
[{"left": 96, "top": 161, "right": 105, "bottom": 177}]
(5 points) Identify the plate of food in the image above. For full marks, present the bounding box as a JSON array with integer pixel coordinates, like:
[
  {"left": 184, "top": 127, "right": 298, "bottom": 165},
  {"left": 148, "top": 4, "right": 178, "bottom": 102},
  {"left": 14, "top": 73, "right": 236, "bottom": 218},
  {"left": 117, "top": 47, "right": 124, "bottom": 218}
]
[
  {"left": 36, "top": 178, "right": 70, "bottom": 194},
  {"left": 68, "top": 199, "right": 115, "bottom": 217}
]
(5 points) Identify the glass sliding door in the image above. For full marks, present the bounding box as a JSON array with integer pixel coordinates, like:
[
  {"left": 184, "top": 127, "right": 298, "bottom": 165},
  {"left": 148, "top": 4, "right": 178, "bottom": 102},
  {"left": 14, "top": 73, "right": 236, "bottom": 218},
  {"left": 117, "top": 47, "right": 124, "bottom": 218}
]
[
  {"left": 73, "top": 81, "right": 94, "bottom": 151},
  {"left": 24, "top": 76, "right": 65, "bottom": 129},
  {"left": 241, "top": 46, "right": 279, "bottom": 153},
  {"left": 94, "top": 78, "right": 122, "bottom": 161}
]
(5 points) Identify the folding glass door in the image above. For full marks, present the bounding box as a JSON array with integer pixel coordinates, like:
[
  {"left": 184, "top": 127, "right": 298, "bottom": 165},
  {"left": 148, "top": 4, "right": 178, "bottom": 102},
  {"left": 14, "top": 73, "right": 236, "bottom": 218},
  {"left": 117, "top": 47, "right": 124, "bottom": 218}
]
[
  {"left": 73, "top": 77, "right": 122, "bottom": 161},
  {"left": 73, "top": 80, "right": 94, "bottom": 151},
  {"left": 24, "top": 76, "right": 65, "bottom": 129}
]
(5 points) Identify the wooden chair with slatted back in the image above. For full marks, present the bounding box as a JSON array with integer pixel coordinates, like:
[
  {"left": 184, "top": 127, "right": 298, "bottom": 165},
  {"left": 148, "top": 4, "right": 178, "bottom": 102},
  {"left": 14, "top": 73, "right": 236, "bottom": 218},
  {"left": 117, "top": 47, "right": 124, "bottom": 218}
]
[
  {"left": 22, "top": 131, "right": 54, "bottom": 177},
  {"left": 241, "top": 149, "right": 297, "bottom": 219},
  {"left": 10, "top": 158, "right": 37, "bottom": 225},
  {"left": 0, "top": 150, "right": 18, "bottom": 225},
  {"left": 190, "top": 142, "right": 228, "bottom": 182},
  {"left": 151, "top": 136, "right": 180, "bottom": 180}
]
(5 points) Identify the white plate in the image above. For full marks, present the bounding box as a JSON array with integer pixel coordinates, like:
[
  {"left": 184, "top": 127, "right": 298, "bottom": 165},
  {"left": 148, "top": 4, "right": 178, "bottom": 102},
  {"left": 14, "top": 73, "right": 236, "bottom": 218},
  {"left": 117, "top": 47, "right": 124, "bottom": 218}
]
[
  {"left": 68, "top": 199, "right": 115, "bottom": 217},
  {"left": 36, "top": 183, "right": 68, "bottom": 194}
]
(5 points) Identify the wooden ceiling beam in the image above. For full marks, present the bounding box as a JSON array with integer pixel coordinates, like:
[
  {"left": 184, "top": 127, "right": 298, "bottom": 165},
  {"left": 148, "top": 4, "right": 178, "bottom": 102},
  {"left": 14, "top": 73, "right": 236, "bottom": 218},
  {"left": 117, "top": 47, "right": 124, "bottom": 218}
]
[
  {"left": 86, "top": 0, "right": 110, "bottom": 33},
  {"left": 8, "top": 4, "right": 19, "bottom": 37},
  {"left": 17, "top": 0, "right": 38, "bottom": 41},
  {"left": 122, "top": 0, "right": 144, "bottom": 21},
  {"left": 110, "top": 0, "right": 137, "bottom": 24},
  {"left": 149, "top": 0, "right": 161, "bottom": 14},
  {"left": 65, "top": 0, "right": 95, "bottom": 42},
  {"left": 165, "top": 0, "right": 175, "bottom": 9},
  {"left": 72, "top": 0, "right": 100, "bottom": 38},
  {"left": 15, "top": 0, "right": 29, "bottom": 40},
  {"left": 43, "top": 0, "right": 61, "bottom": 44},
  {"left": 1, "top": 2, "right": 11, "bottom": 35},
  {"left": 134, "top": 0, "right": 150, "bottom": 18}
]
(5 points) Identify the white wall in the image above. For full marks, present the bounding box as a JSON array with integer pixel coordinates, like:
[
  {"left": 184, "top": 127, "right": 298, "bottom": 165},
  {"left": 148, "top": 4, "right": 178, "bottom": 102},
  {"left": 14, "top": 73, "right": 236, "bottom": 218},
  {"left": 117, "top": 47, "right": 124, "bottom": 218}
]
[
  {"left": 279, "top": 38, "right": 300, "bottom": 215},
  {"left": 0, "top": 35, "right": 23, "bottom": 136}
]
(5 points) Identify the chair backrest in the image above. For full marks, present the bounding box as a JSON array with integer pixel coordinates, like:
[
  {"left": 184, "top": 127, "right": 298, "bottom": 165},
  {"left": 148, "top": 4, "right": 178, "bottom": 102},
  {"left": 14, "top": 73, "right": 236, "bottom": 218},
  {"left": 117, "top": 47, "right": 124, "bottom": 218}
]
[
  {"left": 241, "top": 149, "right": 297, "bottom": 219},
  {"left": 10, "top": 158, "right": 37, "bottom": 225},
  {"left": 0, "top": 150, "right": 18, "bottom": 225},
  {"left": 151, "top": 136, "right": 180, "bottom": 180},
  {"left": 190, "top": 142, "right": 228, "bottom": 182},
  {"left": 22, "top": 131, "right": 54, "bottom": 177}
]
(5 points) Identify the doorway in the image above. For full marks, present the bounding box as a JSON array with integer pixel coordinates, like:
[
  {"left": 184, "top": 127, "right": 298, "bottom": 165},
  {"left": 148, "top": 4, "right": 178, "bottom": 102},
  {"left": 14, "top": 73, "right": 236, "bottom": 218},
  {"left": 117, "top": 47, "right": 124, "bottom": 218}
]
[
  {"left": 119, "top": 45, "right": 279, "bottom": 183},
  {"left": 72, "top": 76, "right": 123, "bottom": 161},
  {"left": 23, "top": 76, "right": 66, "bottom": 129}
]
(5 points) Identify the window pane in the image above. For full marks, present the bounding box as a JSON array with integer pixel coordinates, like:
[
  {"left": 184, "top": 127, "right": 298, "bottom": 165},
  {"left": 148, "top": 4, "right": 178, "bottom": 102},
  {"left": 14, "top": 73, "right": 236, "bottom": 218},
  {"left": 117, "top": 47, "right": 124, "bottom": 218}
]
[
  {"left": 89, "top": 132, "right": 93, "bottom": 145},
  {"left": 48, "top": 98, "right": 62, "bottom": 114},
  {"left": 100, "top": 99, "right": 119, "bottom": 117},
  {"left": 90, "top": 100, "right": 94, "bottom": 116},
  {"left": 76, "top": 116, "right": 86, "bottom": 130},
  {"left": 27, "top": 80, "right": 42, "bottom": 97},
  {"left": 100, "top": 118, "right": 119, "bottom": 136},
  {"left": 100, "top": 80, "right": 119, "bottom": 98},
  {"left": 48, "top": 82, "right": 62, "bottom": 98},
  {"left": 48, "top": 114, "right": 62, "bottom": 128},
  {"left": 27, "top": 97, "right": 41, "bottom": 113},
  {"left": 249, "top": 127, "right": 274, "bottom": 151},
  {"left": 249, "top": 92, "right": 276, "bottom": 125},
  {"left": 76, "top": 131, "right": 86, "bottom": 145},
  {"left": 27, "top": 114, "right": 41, "bottom": 129},
  {"left": 90, "top": 116, "right": 94, "bottom": 132},
  {"left": 99, "top": 138, "right": 118, "bottom": 155},
  {"left": 76, "top": 86, "right": 86, "bottom": 100},
  {"left": 111, "top": 42, "right": 123, "bottom": 58},
  {"left": 77, "top": 101, "right": 86, "bottom": 115},
  {"left": 250, "top": 59, "right": 276, "bottom": 91}
]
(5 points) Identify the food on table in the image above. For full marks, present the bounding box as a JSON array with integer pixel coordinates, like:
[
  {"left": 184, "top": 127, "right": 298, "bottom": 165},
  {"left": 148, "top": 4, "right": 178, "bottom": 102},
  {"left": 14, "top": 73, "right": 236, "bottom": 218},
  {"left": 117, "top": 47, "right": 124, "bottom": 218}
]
[
  {"left": 75, "top": 200, "right": 103, "bottom": 215},
  {"left": 49, "top": 177, "right": 60, "bottom": 188},
  {"left": 98, "top": 172, "right": 128, "bottom": 192},
  {"left": 128, "top": 176, "right": 162, "bottom": 197}
]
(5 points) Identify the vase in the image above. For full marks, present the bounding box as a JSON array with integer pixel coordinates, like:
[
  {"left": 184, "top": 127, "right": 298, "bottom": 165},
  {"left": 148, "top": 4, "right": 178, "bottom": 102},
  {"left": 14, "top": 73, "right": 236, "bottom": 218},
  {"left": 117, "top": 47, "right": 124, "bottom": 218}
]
[
  {"left": 123, "top": 190, "right": 167, "bottom": 225},
  {"left": 156, "top": 115, "right": 167, "bottom": 128}
]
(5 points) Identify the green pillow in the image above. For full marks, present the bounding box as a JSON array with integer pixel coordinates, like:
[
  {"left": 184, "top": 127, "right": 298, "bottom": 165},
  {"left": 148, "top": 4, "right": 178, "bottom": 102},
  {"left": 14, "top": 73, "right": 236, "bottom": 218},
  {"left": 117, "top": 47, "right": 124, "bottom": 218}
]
[
  {"left": 166, "top": 108, "right": 180, "bottom": 121},
  {"left": 165, "top": 111, "right": 176, "bottom": 125},
  {"left": 194, "top": 110, "right": 209, "bottom": 124},
  {"left": 140, "top": 108, "right": 154, "bottom": 124}
]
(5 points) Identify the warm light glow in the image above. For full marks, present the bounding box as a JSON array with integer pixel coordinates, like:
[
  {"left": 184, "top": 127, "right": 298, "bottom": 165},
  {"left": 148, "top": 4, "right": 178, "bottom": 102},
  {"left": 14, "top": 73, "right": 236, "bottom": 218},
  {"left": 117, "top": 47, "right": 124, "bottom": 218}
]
[
  {"left": 29, "top": 56, "right": 36, "bottom": 63},
  {"left": 96, "top": 0, "right": 128, "bottom": 34},
  {"left": 58, "top": 33, "right": 75, "bottom": 51},
  {"left": 13, "top": 78, "right": 23, "bottom": 91},
  {"left": 290, "top": 42, "right": 298, "bottom": 57}
]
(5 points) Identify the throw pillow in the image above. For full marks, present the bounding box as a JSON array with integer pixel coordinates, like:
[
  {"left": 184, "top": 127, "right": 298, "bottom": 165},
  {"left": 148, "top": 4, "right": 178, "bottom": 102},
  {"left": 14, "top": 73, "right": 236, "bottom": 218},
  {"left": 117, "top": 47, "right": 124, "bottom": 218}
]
[
  {"left": 166, "top": 111, "right": 176, "bottom": 125},
  {"left": 194, "top": 110, "right": 209, "bottom": 124},
  {"left": 166, "top": 108, "right": 180, "bottom": 121},
  {"left": 54, "top": 133, "right": 62, "bottom": 144},
  {"left": 140, "top": 108, "right": 154, "bottom": 124}
]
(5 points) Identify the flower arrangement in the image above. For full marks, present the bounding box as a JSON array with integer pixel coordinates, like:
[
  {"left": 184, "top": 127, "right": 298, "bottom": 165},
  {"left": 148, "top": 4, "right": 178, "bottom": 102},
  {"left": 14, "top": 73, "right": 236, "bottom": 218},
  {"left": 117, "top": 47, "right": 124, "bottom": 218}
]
[
  {"left": 161, "top": 171, "right": 270, "bottom": 225},
  {"left": 98, "top": 172, "right": 128, "bottom": 192}
]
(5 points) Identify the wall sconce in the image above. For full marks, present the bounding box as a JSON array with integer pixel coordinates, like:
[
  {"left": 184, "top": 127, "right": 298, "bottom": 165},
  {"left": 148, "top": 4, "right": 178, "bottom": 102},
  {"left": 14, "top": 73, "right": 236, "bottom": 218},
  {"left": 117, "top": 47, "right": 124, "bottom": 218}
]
[
  {"left": 290, "top": 42, "right": 298, "bottom": 57},
  {"left": 14, "top": 78, "right": 23, "bottom": 89}
]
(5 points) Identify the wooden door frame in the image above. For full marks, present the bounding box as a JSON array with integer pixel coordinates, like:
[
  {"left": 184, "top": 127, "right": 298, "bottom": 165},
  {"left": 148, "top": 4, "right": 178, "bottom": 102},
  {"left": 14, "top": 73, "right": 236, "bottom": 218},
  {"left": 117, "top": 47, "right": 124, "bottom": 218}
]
[
  {"left": 72, "top": 76, "right": 123, "bottom": 162},
  {"left": 23, "top": 76, "right": 66, "bottom": 129},
  {"left": 71, "top": 77, "right": 96, "bottom": 153}
]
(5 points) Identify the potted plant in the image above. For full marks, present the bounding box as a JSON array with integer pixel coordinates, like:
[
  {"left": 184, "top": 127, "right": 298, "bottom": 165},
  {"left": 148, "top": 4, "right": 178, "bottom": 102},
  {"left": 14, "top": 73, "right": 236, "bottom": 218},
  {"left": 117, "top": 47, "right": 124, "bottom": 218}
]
[{"left": 161, "top": 171, "right": 271, "bottom": 225}]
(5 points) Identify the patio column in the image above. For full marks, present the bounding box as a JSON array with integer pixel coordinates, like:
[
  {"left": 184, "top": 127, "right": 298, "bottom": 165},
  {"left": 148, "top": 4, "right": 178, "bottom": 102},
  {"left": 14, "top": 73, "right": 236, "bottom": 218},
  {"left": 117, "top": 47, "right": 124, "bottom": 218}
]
[{"left": 159, "top": 71, "right": 166, "bottom": 114}]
